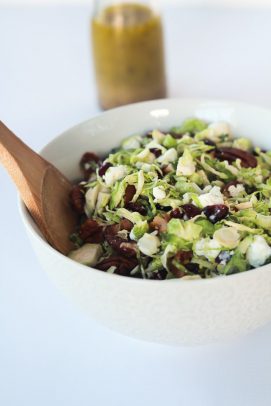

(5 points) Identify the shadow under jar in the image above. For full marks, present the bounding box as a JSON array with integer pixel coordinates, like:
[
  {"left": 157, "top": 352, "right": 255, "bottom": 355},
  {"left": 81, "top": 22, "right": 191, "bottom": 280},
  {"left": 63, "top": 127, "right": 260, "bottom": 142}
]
[{"left": 91, "top": 0, "right": 167, "bottom": 109}]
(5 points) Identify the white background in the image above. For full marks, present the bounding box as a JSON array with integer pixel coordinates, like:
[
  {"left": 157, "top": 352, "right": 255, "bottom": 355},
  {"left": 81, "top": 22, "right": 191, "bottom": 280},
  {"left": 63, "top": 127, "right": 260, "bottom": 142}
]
[{"left": 1, "top": 3, "right": 271, "bottom": 406}]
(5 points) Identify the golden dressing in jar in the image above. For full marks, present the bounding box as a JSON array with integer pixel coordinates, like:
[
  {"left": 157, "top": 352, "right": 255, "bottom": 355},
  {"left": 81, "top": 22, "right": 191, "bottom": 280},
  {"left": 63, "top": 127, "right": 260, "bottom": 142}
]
[{"left": 92, "top": 3, "right": 167, "bottom": 109}]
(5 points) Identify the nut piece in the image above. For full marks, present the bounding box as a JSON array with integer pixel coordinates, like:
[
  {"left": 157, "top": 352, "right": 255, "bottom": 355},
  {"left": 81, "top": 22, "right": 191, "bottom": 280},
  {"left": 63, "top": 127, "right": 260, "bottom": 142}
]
[
  {"left": 70, "top": 185, "right": 85, "bottom": 214},
  {"left": 79, "top": 219, "right": 104, "bottom": 243},
  {"left": 150, "top": 215, "right": 169, "bottom": 233},
  {"left": 97, "top": 256, "right": 138, "bottom": 276},
  {"left": 105, "top": 234, "right": 137, "bottom": 257},
  {"left": 215, "top": 147, "right": 257, "bottom": 168}
]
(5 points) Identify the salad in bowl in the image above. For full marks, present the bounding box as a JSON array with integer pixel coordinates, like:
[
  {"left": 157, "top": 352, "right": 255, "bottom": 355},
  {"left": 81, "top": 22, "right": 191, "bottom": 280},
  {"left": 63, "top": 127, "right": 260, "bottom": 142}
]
[{"left": 69, "top": 117, "right": 271, "bottom": 280}]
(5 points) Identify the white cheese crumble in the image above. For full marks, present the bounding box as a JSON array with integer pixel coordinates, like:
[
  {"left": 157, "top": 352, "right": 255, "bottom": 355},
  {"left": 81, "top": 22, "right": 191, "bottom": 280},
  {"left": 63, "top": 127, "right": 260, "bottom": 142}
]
[
  {"left": 138, "top": 233, "right": 161, "bottom": 256},
  {"left": 228, "top": 184, "right": 245, "bottom": 198},
  {"left": 153, "top": 186, "right": 166, "bottom": 201},
  {"left": 246, "top": 236, "right": 271, "bottom": 268},
  {"left": 213, "top": 227, "right": 240, "bottom": 249},
  {"left": 208, "top": 122, "right": 232, "bottom": 140},
  {"left": 103, "top": 165, "right": 128, "bottom": 186},
  {"left": 194, "top": 238, "right": 221, "bottom": 261},
  {"left": 176, "top": 149, "right": 196, "bottom": 176},
  {"left": 198, "top": 186, "right": 224, "bottom": 208},
  {"left": 157, "top": 148, "right": 177, "bottom": 165}
]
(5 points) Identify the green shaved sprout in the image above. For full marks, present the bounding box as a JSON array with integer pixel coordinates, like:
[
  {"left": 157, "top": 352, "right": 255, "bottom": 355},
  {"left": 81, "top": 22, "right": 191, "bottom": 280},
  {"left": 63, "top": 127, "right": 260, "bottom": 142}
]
[{"left": 69, "top": 116, "right": 271, "bottom": 280}]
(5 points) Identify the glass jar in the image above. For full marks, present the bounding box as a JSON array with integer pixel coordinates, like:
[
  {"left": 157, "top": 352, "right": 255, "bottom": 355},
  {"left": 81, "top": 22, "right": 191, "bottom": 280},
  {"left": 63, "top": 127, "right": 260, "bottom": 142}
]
[{"left": 91, "top": 0, "right": 167, "bottom": 110}]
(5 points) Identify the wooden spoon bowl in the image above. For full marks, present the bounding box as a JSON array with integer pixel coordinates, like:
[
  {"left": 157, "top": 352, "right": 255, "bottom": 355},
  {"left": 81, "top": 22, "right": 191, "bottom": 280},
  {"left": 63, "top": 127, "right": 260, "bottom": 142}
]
[{"left": 0, "top": 121, "right": 78, "bottom": 255}]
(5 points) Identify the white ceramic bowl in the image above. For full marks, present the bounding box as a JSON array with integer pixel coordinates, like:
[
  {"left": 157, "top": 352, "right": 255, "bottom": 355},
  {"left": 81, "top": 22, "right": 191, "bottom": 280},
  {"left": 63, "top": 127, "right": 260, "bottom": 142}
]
[{"left": 19, "top": 98, "right": 271, "bottom": 346}]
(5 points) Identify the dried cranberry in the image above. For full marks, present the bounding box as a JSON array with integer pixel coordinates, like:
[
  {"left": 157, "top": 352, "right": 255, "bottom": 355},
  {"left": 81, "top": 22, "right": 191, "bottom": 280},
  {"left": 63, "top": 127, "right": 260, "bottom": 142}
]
[
  {"left": 150, "top": 269, "right": 168, "bottom": 280},
  {"left": 181, "top": 204, "right": 202, "bottom": 219},
  {"left": 126, "top": 202, "right": 147, "bottom": 215},
  {"left": 124, "top": 185, "right": 136, "bottom": 205},
  {"left": 175, "top": 250, "right": 193, "bottom": 264},
  {"left": 215, "top": 147, "right": 257, "bottom": 168},
  {"left": 156, "top": 204, "right": 172, "bottom": 212},
  {"left": 98, "top": 162, "right": 112, "bottom": 177},
  {"left": 185, "top": 263, "right": 200, "bottom": 274},
  {"left": 203, "top": 204, "right": 229, "bottom": 223},
  {"left": 169, "top": 208, "right": 183, "bottom": 219},
  {"left": 80, "top": 152, "right": 101, "bottom": 179},
  {"left": 203, "top": 139, "right": 216, "bottom": 149},
  {"left": 169, "top": 131, "right": 184, "bottom": 139},
  {"left": 149, "top": 148, "right": 162, "bottom": 157}
]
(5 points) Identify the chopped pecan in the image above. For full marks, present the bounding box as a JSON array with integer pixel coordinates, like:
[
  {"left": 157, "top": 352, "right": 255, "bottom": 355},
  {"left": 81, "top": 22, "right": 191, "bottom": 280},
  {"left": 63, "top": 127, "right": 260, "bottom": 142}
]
[
  {"left": 80, "top": 152, "right": 101, "bottom": 179},
  {"left": 79, "top": 219, "right": 104, "bottom": 243},
  {"left": 105, "top": 234, "right": 137, "bottom": 257},
  {"left": 170, "top": 250, "right": 193, "bottom": 278},
  {"left": 124, "top": 185, "right": 136, "bottom": 205},
  {"left": 150, "top": 215, "right": 169, "bottom": 233},
  {"left": 97, "top": 256, "right": 138, "bottom": 276},
  {"left": 70, "top": 185, "right": 85, "bottom": 214},
  {"left": 215, "top": 147, "right": 257, "bottom": 168},
  {"left": 120, "top": 218, "right": 133, "bottom": 232}
]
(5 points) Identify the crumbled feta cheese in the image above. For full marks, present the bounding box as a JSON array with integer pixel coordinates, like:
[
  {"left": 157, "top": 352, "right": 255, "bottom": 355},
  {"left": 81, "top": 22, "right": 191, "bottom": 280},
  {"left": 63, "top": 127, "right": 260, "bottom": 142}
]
[
  {"left": 138, "top": 233, "right": 161, "bottom": 256},
  {"left": 176, "top": 149, "right": 196, "bottom": 176},
  {"left": 228, "top": 184, "right": 245, "bottom": 198},
  {"left": 104, "top": 165, "right": 128, "bottom": 186},
  {"left": 153, "top": 186, "right": 166, "bottom": 201},
  {"left": 213, "top": 227, "right": 240, "bottom": 249},
  {"left": 194, "top": 238, "right": 221, "bottom": 261},
  {"left": 157, "top": 148, "right": 177, "bottom": 165},
  {"left": 198, "top": 186, "right": 224, "bottom": 208},
  {"left": 208, "top": 122, "right": 232, "bottom": 139},
  {"left": 246, "top": 235, "right": 271, "bottom": 268}
]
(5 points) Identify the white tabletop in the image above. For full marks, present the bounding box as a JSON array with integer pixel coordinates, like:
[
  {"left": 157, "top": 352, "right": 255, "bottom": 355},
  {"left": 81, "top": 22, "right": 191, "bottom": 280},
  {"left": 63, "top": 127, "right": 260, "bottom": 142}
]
[{"left": 1, "top": 5, "right": 271, "bottom": 406}]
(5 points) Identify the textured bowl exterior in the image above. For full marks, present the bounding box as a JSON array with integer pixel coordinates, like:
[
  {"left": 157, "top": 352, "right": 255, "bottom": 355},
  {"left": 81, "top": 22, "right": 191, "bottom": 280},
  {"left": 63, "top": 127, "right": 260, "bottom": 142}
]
[{"left": 19, "top": 98, "right": 271, "bottom": 345}]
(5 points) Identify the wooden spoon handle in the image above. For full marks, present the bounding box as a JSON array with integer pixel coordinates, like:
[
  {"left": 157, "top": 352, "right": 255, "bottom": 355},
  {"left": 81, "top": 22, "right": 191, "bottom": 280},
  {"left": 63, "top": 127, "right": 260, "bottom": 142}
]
[
  {"left": 0, "top": 121, "right": 50, "bottom": 231},
  {"left": 0, "top": 121, "right": 48, "bottom": 185}
]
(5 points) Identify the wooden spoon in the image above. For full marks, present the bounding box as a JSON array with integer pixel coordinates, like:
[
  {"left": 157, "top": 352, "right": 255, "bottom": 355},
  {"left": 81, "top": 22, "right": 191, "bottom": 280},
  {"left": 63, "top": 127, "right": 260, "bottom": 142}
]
[{"left": 0, "top": 121, "right": 78, "bottom": 255}]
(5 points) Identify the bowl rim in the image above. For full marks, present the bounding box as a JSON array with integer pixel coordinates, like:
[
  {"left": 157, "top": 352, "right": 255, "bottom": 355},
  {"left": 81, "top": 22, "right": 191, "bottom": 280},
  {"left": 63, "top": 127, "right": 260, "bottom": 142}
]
[{"left": 18, "top": 97, "right": 271, "bottom": 286}]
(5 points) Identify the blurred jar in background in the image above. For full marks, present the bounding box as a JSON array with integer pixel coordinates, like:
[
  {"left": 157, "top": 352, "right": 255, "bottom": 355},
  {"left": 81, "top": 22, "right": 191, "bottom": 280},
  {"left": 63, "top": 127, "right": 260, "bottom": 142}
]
[{"left": 91, "top": 0, "right": 167, "bottom": 110}]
